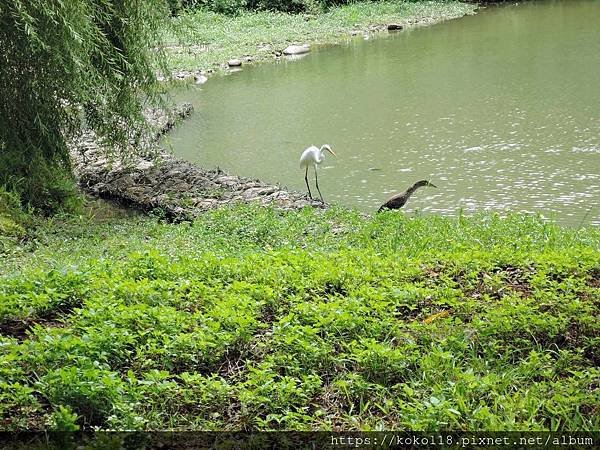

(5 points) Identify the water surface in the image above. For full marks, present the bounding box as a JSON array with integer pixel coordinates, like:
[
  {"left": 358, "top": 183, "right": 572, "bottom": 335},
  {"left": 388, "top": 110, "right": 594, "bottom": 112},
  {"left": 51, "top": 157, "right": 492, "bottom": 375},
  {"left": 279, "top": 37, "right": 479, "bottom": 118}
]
[{"left": 165, "top": 0, "right": 600, "bottom": 225}]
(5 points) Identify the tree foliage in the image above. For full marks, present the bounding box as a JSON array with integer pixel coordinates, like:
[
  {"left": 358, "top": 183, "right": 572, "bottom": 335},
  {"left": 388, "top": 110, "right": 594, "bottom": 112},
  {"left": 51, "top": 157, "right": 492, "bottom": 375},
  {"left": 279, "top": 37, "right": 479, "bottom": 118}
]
[
  {"left": 170, "top": 0, "right": 382, "bottom": 14},
  {"left": 0, "top": 0, "right": 168, "bottom": 213}
]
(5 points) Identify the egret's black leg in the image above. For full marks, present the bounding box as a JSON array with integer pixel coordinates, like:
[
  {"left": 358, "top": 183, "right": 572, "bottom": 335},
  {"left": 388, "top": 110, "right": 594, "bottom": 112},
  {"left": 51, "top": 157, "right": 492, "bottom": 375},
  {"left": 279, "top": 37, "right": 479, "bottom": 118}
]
[
  {"left": 304, "top": 166, "right": 312, "bottom": 199},
  {"left": 314, "top": 166, "right": 324, "bottom": 202}
]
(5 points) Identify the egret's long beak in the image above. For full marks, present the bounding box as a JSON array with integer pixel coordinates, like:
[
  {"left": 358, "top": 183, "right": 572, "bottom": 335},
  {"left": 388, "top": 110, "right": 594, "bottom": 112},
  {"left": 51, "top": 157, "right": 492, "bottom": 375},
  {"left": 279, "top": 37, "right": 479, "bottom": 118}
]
[
  {"left": 429, "top": 182, "right": 438, "bottom": 188},
  {"left": 327, "top": 148, "right": 337, "bottom": 157}
]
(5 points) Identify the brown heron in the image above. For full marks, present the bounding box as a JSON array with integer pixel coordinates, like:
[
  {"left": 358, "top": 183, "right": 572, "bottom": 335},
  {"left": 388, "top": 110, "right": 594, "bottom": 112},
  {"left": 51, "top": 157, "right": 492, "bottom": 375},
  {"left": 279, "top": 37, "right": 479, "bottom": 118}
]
[{"left": 378, "top": 180, "right": 437, "bottom": 212}]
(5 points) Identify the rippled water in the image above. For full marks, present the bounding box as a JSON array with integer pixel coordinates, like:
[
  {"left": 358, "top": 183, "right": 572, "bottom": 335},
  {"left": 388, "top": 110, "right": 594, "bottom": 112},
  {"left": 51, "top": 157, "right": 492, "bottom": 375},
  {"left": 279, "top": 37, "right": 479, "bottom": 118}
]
[{"left": 165, "top": 0, "right": 600, "bottom": 225}]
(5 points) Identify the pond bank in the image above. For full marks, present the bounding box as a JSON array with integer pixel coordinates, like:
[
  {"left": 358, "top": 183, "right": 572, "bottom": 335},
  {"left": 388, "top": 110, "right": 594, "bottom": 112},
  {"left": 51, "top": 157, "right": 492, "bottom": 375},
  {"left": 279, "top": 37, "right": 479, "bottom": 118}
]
[
  {"left": 164, "top": 1, "right": 478, "bottom": 78},
  {"left": 70, "top": 104, "right": 324, "bottom": 220},
  {"left": 2, "top": 203, "right": 599, "bottom": 430}
]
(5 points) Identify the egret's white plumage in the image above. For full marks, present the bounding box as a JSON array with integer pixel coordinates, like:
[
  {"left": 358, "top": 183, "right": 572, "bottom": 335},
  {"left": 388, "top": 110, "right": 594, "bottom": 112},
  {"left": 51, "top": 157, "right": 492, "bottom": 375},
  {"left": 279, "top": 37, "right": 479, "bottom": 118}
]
[{"left": 299, "top": 144, "right": 336, "bottom": 202}]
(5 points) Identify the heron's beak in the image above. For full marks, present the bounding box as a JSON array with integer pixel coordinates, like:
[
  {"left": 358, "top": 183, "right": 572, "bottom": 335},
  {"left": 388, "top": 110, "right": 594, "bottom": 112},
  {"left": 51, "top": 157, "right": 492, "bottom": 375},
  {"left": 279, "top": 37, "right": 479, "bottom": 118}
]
[
  {"left": 429, "top": 182, "right": 438, "bottom": 188},
  {"left": 327, "top": 148, "right": 337, "bottom": 157}
]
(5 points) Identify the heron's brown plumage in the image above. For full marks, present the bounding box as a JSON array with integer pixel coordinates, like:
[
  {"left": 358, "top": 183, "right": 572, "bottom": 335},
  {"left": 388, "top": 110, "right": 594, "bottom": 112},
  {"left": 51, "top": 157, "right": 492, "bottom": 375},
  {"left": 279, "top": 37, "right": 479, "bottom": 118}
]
[{"left": 378, "top": 180, "right": 437, "bottom": 212}]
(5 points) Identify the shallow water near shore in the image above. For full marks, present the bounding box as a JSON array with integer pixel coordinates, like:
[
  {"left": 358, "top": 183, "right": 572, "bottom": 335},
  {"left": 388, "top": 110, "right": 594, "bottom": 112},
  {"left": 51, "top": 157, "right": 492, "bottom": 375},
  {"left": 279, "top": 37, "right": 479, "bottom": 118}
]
[{"left": 165, "top": 0, "right": 600, "bottom": 226}]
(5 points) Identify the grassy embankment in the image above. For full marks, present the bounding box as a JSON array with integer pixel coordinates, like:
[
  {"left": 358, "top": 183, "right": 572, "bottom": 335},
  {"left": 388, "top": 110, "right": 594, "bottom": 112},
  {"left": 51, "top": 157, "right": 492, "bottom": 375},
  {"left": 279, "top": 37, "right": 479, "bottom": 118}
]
[
  {"left": 163, "top": 1, "right": 477, "bottom": 71},
  {"left": 1, "top": 205, "right": 599, "bottom": 430}
]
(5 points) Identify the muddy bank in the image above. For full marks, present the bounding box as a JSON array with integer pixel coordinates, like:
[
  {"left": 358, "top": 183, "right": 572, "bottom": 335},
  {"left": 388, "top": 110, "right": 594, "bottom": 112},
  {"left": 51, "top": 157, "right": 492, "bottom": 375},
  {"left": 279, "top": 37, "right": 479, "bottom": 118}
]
[{"left": 70, "top": 104, "right": 324, "bottom": 220}]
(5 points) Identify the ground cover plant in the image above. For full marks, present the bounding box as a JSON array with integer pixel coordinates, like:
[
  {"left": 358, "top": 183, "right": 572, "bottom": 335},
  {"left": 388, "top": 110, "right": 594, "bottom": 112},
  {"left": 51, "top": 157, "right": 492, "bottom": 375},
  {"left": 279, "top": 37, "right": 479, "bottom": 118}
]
[{"left": 1, "top": 205, "right": 598, "bottom": 431}]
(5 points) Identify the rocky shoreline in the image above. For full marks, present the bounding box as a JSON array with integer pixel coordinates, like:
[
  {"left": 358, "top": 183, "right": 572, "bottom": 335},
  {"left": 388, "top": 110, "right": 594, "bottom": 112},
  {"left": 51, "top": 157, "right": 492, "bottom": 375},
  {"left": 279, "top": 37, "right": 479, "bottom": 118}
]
[{"left": 71, "top": 104, "right": 324, "bottom": 220}]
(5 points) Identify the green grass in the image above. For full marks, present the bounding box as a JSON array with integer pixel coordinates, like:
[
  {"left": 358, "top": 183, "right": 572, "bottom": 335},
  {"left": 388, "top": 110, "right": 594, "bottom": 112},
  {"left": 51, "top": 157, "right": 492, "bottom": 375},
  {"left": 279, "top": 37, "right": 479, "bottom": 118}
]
[
  {"left": 163, "top": 1, "right": 477, "bottom": 71},
  {"left": 1, "top": 204, "right": 599, "bottom": 431}
]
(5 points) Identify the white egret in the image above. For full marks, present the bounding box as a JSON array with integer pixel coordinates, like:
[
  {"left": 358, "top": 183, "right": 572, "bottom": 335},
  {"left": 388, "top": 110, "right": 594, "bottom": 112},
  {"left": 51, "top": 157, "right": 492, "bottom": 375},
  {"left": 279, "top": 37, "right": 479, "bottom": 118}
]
[{"left": 299, "top": 144, "right": 337, "bottom": 202}]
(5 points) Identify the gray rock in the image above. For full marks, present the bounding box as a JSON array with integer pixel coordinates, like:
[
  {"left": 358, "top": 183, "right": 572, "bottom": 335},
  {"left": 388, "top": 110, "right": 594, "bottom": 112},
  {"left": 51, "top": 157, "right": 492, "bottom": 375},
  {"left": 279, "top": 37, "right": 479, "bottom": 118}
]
[
  {"left": 136, "top": 160, "right": 154, "bottom": 171},
  {"left": 175, "top": 71, "right": 195, "bottom": 80},
  {"left": 283, "top": 44, "right": 310, "bottom": 55},
  {"left": 227, "top": 59, "right": 242, "bottom": 67},
  {"left": 194, "top": 74, "right": 208, "bottom": 84}
]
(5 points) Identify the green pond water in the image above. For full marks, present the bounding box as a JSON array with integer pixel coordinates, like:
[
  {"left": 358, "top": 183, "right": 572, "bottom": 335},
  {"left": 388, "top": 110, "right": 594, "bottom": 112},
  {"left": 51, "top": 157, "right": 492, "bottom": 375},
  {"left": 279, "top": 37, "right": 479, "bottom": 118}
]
[{"left": 165, "top": 0, "right": 600, "bottom": 226}]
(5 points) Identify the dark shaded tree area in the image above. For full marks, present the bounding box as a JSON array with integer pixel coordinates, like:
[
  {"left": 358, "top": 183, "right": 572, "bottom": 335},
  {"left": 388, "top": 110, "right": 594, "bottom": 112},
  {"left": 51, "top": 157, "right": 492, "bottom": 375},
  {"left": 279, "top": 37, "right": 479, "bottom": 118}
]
[
  {"left": 169, "top": 0, "right": 344, "bottom": 14},
  {"left": 0, "top": 0, "right": 168, "bottom": 213},
  {"left": 169, "top": 0, "right": 496, "bottom": 15}
]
